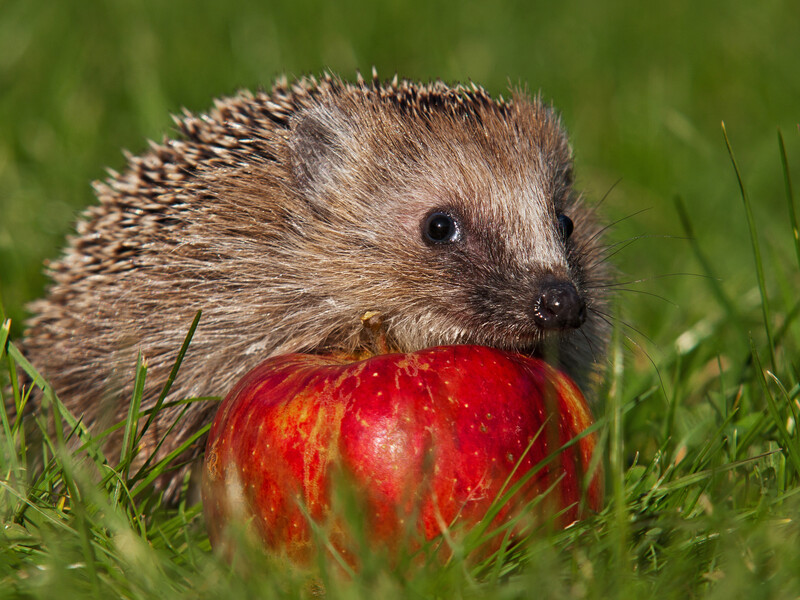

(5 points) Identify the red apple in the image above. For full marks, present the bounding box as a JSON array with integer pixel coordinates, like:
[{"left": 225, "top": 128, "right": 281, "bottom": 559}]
[{"left": 202, "top": 345, "right": 601, "bottom": 564}]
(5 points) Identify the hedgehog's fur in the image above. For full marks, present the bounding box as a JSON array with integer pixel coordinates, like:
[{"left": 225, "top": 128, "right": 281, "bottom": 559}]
[{"left": 22, "top": 71, "right": 610, "bottom": 498}]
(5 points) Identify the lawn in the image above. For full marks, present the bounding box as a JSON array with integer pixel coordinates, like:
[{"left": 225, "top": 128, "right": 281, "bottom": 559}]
[{"left": 1, "top": 0, "right": 799, "bottom": 597}]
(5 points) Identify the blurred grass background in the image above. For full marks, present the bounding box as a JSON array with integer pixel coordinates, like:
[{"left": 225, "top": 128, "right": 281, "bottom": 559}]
[{"left": 2, "top": 0, "right": 800, "bottom": 596}]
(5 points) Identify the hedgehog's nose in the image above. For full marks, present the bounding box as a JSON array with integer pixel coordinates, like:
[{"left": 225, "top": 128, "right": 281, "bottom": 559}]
[{"left": 532, "top": 279, "right": 586, "bottom": 330}]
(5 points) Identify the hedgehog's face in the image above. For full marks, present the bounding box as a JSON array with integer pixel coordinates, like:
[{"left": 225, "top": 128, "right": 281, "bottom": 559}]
[
  {"left": 379, "top": 149, "right": 593, "bottom": 359},
  {"left": 411, "top": 198, "right": 586, "bottom": 344},
  {"left": 287, "top": 91, "right": 604, "bottom": 370}
]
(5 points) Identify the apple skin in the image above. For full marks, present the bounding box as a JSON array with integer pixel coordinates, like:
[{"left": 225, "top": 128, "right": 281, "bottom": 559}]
[{"left": 202, "top": 345, "right": 601, "bottom": 563}]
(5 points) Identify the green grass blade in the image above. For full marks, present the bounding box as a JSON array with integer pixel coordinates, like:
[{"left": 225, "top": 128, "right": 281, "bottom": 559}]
[
  {"left": 766, "top": 372, "right": 800, "bottom": 484},
  {"left": 722, "top": 122, "right": 776, "bottom": 371},
  {"left": 752, "top": 343, "right": 800, "bottom": 477},
  {"left": 7, "top": 343, "right": 50, "bottom": 395},
  {"left": 0, "top": 319, "right": 23, "bottom": 481},
  {"left": 0, "top": 317, "right": 9, "bottom": 356},
  {"left": 120, "top": 352, "right": 147, "bottom": 473},
  {"left": 129, "top": 421, "right": 212, "bottom": 497},
  {"left": 0, "top": 324, "right": 24, "bottom": 424},
  {"left": 44, "top": 390, "right": 103, "bottom": 595},
  {"left": 608, "top": 299, "right": 629, "bottom": 582},
  {"left": 130, "top": 396, "right": 215, "bottom": 489},
  {"left": 136, "top": 310, "right": 202, "bottom": 447},
  {"left": 9, "top": 342, "right": 109, "bottom": 469},
  {"left": 778, "top": 130, "right": 800, "bottom": 270},
  {"left": 673, "top": 195, "right": 744, "bottom": 332},
  {"left": 660, "top": 450, "right": 780, "bottom": 494}
]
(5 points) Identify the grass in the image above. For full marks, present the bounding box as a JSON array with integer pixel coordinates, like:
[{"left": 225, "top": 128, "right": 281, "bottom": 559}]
[
  {"left": 2, "top": 0, "right": 800, "bottom": 597},
  {"left": 2, "top": 131, "right": 799, "bottom": 600}
]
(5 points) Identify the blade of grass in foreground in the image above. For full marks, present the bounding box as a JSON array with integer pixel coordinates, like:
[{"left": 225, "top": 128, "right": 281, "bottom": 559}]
[
  {"left": 136, "top": 310, "right": 202, "bottom": 448},
  {"left": 752, "top": 341, "right": 800, "bottom": 478},
  {"left": 0, "top": 318, "right": 24, "bottom": 479},
  {"left": 119, "top": 352, "right": 147, "bottom": 480},
  {"left": 608, "top": 297, "right": 628, "bottom": 585},
  {"left": 8, "top": 342, "right": 109, "bottom": 472}
]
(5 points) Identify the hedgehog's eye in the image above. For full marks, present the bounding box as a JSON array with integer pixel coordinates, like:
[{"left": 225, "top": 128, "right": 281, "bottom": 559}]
[
  {"left": 423, "top": 211, "right": 460, "bottom": 244},
  {"left": 557, "top": 214, "right": 574, "bottom": 241}
]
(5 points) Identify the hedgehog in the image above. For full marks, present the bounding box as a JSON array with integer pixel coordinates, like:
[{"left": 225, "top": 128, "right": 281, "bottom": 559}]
[{"left": 21, "top": 71, "right": 611, "bottom": 498}]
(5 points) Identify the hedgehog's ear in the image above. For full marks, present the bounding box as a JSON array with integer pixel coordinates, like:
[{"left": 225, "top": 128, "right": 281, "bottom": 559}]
[{"left": 288, "top": 106, "right": 348, "bottom": 192}]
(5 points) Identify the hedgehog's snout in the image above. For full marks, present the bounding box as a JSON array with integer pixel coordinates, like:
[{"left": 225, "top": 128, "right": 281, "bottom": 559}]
[{"left": 531, "top": 277, "right": 587, "bottom": 330}]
